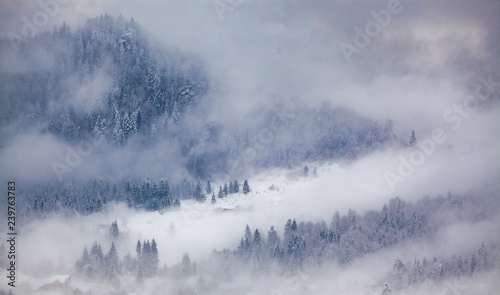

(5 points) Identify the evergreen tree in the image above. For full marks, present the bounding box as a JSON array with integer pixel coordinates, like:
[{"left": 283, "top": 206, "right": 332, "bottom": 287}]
[
  {"left": 123, "top": 112, "right": 134, "bottom": 137},
  {"left": 104, "top": 242, "right": 120, "bottom": 275},
  {"left": 223, "top": 183, "right": 229, "bottom": 196},
  {"left": 136, "top": 267, "right": 145, "bottom": 283},
  {"left": 243, "top": 180, "right": 250, "bottom": 194},
  {"left": 233, "top": 180, "right": 240, "bottom": 193},
  {"left": 181, "top": 253, "right": 191, "bottom": 276},
  {"left": 478, "top": 242, "right": 488, "bottom": 271},
  {"left": 284, "top": 219, "right": 293, "bottom": 249},
  {"left": 267, "top": 226, "right": 280, "bottom": 254},
  {"left": 470, "top": 253, "right": 478, "bottom": 275},
  {"left": 109, "top": 220, "right": 119, "bottom": 239},
  {"left": 75, "top": 247, "right": 91, "bottom": 275},
  {"left": 112, "top": 108, "right": 125, "bottom": 147},
  {"left": 392, "top": 258, "right": 407, "bottom": 289},
  {"left": 382, "top": 283, "right": 392, "bottom": 295},
  {"left": 409, "top": 130, "right": 417, "bottom": 146},
  {"left": 211, "top": 193, "right": 216, "bottom": 204},
  {"left": 89, "top": 242, "right": 104, "bottom": 278},
  {"left": 205, "top": 181, "right": 212, "bottom": 194},
  {"left": 411, "top": 259, "right": 422, "bottom": 285},
  {"left": 149, "top": 123, "right": 158, "bottom": 143},
  {"left": 150, "top": 239, "right": 159, "bottom": 275},
  {"left": 142, "top": 240, "right": 151, "bottom": 276},
  {"left": 193, "top": 182, "right": 206, "bottom": 202},
  {"left": 253, "top": 229, "right": 262, "bottom": 253},
  {"left": 383, "top": 119, "right": 395, "bottom": 141},
  {"left": 136, "top": 240, "right": 142, "bottom": 258},
  {"left": 218, "top": 186, "right": 224, "bottom": 198}
]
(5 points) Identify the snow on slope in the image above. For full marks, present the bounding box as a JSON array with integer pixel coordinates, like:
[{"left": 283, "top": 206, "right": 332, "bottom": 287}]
[{"left": 17, "top": 130, "right": 500, "bottom": 273}]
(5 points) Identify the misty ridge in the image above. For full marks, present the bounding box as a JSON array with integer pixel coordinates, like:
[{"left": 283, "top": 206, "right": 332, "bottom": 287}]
[
  {"left": 0, "top": 14, "right": 411, "bottom": 185},
  {"left": 0, "top": 1, "right": 499, "bottom": 295}
]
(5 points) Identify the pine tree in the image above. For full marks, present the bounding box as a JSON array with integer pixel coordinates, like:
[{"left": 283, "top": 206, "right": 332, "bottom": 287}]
[
  {"left": 112, "top": 108, "right": 125, "bottom": 146},
  {"left": 470, "top": 253, "right": 478, "bottom": 275},
  {"left": 142, "top": 240, "right": 151, "bottom": 276},
  {"left": 243, "top": 225, "right": 252, "bottom": 257},
  {"left": 253, "top": 229, "right": 262, "bottom": 253},
  {"left": 383, "top": 119, "right": 395, "bottom": 141},
  {"left": 89, "top": 242, "right": 104, "bottom": 278},
  {"left": 288, "top": 234, "right": 306, "bottom": 271},
  {"left": 218, "top": 186, "right": 224, "bottom": 198},
  {"left": 123, "top": 112, "right": 134, "bottom": 137},
  {"left": 211, "top": 193, "right": 216, "bottom": 204},
  {"left": 284, "top": 219, "right": 293, "bottom": 248},
  {"left": 243, "top": 180, "right": 250, "bottom": 194},
  {"left": 109, "top": 220, "right": 119, "bottom": 239},
  {"left": 75, "top": 247, "right": 91, "bottom": 275},
  {"left": 136, "top": 240, "right": 142, "bottom": 258},
  {"left": 392, "top": 258, "right": 406, "bottom": 289},
  {"left": 181, "top": 253, "right": 191, "bottom": 276},
  {"left": 150, "top": 239, "right": 159, "bottom": 275},
  {"left": 149, "top": 123, "right": 157, "bottom": 143},
  {"left": 193, "top": 182, "right": 206, "bottom": 202},
  {"left": 267, "top": 226, "right": 280, "bottom": 254},
  {"left": 409, "top": 130, "right": 417, "bottom": 146},
  {"left": 233, "top": 180, "right": 240, "bottom": 193},
  {"left": 340, "top": 236, "right": 353, "bottom": 264},
  {"left": 205, "top": 181, "right": 212, "bottom": 194},
  {"left": 382, "top": 283, "right": 392, "bottom": 295},
  {"left": 223, "top": 183, "right": 229, "bottom": 196},
  {"left": 411, "top": 259, "right": 422, "bottom": 285},
  {"left": 136, "top": 267, "right": 144, "bottom": 283},
  {"left": 105, "top": 242, "right": 120, "bottom": 275},
  {"left": 478, "top": 242, "right": 488, "bottom": 272},
  {"left": 252, "top": 229, "right": 263, "bottom": 267}
]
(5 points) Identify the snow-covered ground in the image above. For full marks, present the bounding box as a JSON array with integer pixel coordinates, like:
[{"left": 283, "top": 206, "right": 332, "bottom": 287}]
[{"left": 2, "top": 149, "right": 499, "bottom": 294}]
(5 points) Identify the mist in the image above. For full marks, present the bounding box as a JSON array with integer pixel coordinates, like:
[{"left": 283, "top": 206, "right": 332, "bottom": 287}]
[{"left": 0, "top": 0, "right": 499, "bottom": 294}]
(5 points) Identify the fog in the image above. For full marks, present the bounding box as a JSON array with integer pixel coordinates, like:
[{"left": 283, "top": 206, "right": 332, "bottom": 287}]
[{"left": 0, "top": 0, "right": 499, "bottom": 294}]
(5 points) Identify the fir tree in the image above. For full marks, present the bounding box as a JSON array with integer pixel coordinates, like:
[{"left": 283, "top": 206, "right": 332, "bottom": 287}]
[
  {"left": 181, "top": 253, "right": 191, "bottom": 276},
  {"left": 193, "top": 182, "right": 206, "bottom": 202},
  {"left": 470, "top": 253, "right": 478, "bottom": 275},
  {"left": 382, "top": 283, "right": 392, "bottom": 295},
  {"left": 411, "top": 259, "right": 422, "bottom": 285},
  {"left": 409, "top": 130, "right": 417, "bottom": 146},
  {"left": 233, "top": 180, "right": 240, "bottom": 193},
  {"left": 136, "top": 240, "right": 142, "bottom": 258},
  {"left": 104, "top": 242, "right": 120, "bottom": 275},
  {"left": 478, "top": 242, "right": 488, "bottom": 272},
  {"left": 109, "top": 220, "right": 119, "bottom": 239},
  {"left": 150, "top": 239, "right": 159, "bottom": 275},
  {"left": 252, "top": 229, "right": 263, "bottom": 267},
  {"left": 267, "top": 226, "right": 280, "bottom": 254},
  {"left": 243, "top": 180, "right": 250, "bottom": 194},
  {"left": 205, "top": 181, "right": 212, "bottom": 194}
]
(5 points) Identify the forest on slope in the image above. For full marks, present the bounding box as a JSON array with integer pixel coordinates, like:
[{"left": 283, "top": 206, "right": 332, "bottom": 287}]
[{"left": 0, "top": 15, "right": 411, "bottom": 218}]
